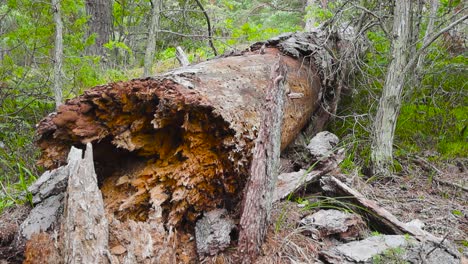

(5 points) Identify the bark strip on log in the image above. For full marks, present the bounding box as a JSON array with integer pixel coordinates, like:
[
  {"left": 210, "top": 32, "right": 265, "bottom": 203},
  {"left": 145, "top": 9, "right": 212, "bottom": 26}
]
[{"left": 237, "top": 58, "right": 286, "bottom": 263}]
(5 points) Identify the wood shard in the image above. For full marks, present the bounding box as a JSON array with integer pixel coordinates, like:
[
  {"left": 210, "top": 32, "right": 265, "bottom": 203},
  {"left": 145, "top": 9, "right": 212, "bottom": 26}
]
[{"left": 62, "top": 144, "right": 109, "bottom": 264}]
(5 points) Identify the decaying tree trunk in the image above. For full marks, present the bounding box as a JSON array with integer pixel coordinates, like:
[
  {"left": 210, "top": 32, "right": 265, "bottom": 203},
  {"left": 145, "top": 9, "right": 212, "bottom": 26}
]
[{"left": 35, "top": 32, "right": 342, "bottom": 262}]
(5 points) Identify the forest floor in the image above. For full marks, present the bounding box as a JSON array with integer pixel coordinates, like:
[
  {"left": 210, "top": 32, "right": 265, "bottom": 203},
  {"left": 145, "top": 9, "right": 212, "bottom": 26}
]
[
  {"left": 359, "top": 157, "right": 468, "bottom": 255},
  {"left": 256, "top": 156, "right": 468, "bottom": 263},
  {"left": 0, "top": 156, "right": 466, "bottom": 263}
]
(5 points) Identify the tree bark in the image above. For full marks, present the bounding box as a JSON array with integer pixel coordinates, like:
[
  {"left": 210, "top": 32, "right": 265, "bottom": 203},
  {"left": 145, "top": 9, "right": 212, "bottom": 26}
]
[
  {"left": 85, "top": 0, "right": 112, "bottom": 57},
  {"left": 237, "top": 59, "right": 286, "bottom": 263},
  {"left": 52, "top": 0, "right": 63, "bottom": 109},
  {"left": 143, "top": 0, "right": 161, "bottom": 77},
  {"left": 370, "top": 1, "right": 412, "bottom": 177}
]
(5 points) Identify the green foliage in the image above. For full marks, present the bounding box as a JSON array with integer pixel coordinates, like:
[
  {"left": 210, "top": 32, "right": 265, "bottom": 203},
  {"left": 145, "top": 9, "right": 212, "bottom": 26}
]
[
  {"left": 372, "top": 247, "right": 409, "bottom": 264},
  {"left": 451, "top": 209, "right": 463, "bottom": 217}
]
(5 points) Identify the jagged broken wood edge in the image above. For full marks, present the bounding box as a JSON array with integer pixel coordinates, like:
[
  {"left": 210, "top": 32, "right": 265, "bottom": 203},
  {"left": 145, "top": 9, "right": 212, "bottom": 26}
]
[{"left": 62, "top": 144, "right": 109, "bottom": 264}]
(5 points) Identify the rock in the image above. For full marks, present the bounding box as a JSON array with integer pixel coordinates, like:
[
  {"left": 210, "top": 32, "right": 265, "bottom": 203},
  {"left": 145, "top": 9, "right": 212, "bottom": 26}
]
[
  {"left": 405, "top": 241, "right": 460, "bottom": 264},
  {"left": 321, "top": 235, "right": 415, "bottom": 263},
  {"left": 300, "top": 209, "right": 366, "bottom": 241},
  {"left": 19, "top": 194, "right": 64, "bottom": 240},
  {"left": 405, "top": 219, "right": 425, "bottom": 234},
  {"left": 195, "top": 209, "right": 234, "bottom": 256},
  {"left": 306, "top": 131, "right": 339, "bottom": 160},
  {"left": 321, "top": 234, "right": 461, "bottom": 264}
]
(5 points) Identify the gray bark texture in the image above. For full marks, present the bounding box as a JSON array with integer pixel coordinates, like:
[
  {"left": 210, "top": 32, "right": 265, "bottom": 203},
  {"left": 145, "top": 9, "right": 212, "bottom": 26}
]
[
  {"left": 62, "top": 144, "right": 109, "bottom": 264},
  {"left": 52, "top": 0, "right": 63, "bottom": 109},
  {"left": 143, "top": 0, "right": 161, "bottom": 77},
  {"left": 370, "top": 0, "right": 412, "bottom": 177},
  {"left": 85, "top": 0, "right": 112, "bottom": 57},
  {"left": 237, "top": 59, "right": 286, "bottom": 263}
]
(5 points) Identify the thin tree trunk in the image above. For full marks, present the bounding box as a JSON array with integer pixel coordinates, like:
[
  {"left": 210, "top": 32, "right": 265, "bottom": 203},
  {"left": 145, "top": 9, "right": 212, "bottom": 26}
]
[
  {"left": 85, "top": 0, "right": 112, "bottom": 58},
  {"left": 416, "top": 0, "right": 439, "bottom": 70},
  {"left": 305, "top": 0, "right": 318, "bottom": 31},
  {"left": 143, "top": 0, "right": 160, "bottom": 77},
  {"left": 52, "top": 0, "right": 63, "bottom": 109},
  {"left": 371, "top": 1, "right": 412, "bottom": 177},
  {"left": 237, "top": 60, "right": 286, "bottom": 263}
]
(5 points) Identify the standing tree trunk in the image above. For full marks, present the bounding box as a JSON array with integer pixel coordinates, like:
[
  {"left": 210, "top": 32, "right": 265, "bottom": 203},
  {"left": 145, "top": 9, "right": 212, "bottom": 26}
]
[
  {"left": 416, "top": 0, "right": 439, "bottom": 70},
  {"left": 52, "top": 0, "right": 63, "bottom": 109},
  {"left": 85, "top": 0, "right": 112, "bottom": 58},
  {"left": 304, "top": 0, "right": 318, "bottom": 31},
  {"left": 370, "top": 1, "right": 412, "bottom": 177},
  {"left": 143, "top": 0, "right": 160, "bottom": 77}
]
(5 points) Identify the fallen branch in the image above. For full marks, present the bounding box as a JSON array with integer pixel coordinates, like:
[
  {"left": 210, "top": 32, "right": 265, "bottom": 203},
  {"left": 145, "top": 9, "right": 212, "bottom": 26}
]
[
  {"left": 413, "top": 156, "right": 467, "bottom": 193},
  {"left": 194, "top": 0, "right": 218, "bottom": 56},
  {"left": 321, "top": 176, "right": 442, "bottom": 243},
  {"left": 175, "top": 46, "right": 189, "bottom": 67}
]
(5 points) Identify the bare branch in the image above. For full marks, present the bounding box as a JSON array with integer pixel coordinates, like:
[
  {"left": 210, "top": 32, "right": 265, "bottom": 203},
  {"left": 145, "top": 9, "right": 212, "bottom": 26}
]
[
  {"left": 353, "top": 5, "right": 390, "bottom": 38},
  {"left": 404, "top": 14, "right": 468, "bottom": 74},
  {"left": 194, "top": 0, "right": 218, "bottom": 56}
]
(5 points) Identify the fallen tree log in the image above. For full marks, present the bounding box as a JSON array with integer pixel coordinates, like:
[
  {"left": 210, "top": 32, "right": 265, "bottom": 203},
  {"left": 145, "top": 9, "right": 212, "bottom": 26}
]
[
  {"left": 34, "top": 32, "right": 341, "bottom": 262},
  {"left": 37, "top": 33, "right": 327, "bottom": 227}
]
